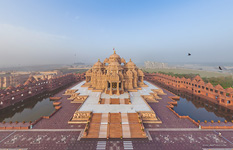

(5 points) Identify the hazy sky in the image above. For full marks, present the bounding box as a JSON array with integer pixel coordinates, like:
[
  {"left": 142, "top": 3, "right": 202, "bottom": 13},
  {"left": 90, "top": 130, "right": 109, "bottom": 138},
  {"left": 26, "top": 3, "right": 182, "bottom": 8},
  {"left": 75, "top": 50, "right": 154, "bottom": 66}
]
[{"left": 0, "top": 0, "right": 233, "bottom": 67}]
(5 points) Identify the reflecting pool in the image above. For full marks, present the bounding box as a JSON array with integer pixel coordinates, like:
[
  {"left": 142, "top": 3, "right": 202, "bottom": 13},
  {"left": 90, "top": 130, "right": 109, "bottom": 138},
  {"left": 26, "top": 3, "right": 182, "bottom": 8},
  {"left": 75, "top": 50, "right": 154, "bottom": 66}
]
[
  {"left": 0, "top": 85, "right": 71, "bottom": 122},
  {"left": 155, "top": 82, "right": 233, "bottom": 122}
]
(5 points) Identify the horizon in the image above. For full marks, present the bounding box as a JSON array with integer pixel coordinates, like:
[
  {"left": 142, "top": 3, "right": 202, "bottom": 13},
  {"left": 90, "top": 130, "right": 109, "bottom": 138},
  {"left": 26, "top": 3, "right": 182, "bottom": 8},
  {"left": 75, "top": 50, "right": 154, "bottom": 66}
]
[{"left": 0, "top": 0, "right": 233, "bottom": 67}]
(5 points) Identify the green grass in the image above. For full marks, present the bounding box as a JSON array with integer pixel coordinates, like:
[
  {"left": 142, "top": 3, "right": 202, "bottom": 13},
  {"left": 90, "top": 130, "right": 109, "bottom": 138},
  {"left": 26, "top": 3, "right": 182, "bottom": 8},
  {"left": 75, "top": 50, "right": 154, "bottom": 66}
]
[
  {"left": 142, "top": 68, "right": 230, "bottom": 78},
  {"left": 143, "top": 68, "right": 233, "bottom": 89},
  {"left": 202, "top": 76, "right": 233, "bottom": 89}
]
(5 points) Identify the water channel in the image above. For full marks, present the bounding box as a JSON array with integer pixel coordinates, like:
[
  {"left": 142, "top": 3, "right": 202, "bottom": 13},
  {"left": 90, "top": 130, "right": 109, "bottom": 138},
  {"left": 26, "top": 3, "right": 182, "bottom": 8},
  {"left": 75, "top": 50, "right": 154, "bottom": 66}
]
[
  {"left": 0, "top": 85, "right": 71, "bottom": 123},
  {"left": 155, "top": 81, "right": 233, "bottom": 122}
]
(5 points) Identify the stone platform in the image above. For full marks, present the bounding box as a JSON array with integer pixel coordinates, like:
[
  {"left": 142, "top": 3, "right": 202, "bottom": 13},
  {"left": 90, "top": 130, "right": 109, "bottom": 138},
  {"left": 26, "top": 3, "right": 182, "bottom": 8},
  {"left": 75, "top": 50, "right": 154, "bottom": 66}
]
[
  {"left": 82, "top": 113, "right": 146, "bottom": 139},
  {"left": 2, "top": 81, "right": 233, "bottom": 149}
]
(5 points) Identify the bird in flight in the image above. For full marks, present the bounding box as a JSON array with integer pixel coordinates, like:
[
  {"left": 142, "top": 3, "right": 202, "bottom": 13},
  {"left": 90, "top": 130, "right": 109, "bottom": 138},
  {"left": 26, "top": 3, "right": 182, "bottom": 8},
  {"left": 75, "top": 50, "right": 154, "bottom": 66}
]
[
  {"left": 219, "top": 66, "right": 222, "bottom": 70},
  {"left": 188, "top": 53, "right": 191, "bottom": 56}
]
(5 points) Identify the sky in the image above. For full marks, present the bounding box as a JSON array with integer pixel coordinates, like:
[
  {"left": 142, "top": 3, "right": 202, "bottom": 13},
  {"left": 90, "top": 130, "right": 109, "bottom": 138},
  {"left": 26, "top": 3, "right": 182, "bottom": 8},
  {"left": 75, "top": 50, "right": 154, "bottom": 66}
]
[{"left": 0, "top": 0, "right": 233, "bottom": 67}]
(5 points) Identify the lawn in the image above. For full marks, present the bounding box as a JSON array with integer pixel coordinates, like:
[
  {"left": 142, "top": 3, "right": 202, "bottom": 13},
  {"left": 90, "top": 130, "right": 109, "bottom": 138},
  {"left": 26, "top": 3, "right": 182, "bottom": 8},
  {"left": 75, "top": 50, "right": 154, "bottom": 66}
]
[{"left": 142, "top": 68, "right": 230, "bottom": 78}]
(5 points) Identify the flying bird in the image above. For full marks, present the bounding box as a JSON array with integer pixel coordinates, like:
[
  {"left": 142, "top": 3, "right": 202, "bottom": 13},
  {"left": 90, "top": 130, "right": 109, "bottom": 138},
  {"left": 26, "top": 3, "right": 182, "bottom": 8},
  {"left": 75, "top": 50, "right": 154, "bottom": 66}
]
[
  {"left": 219, "top": 66, "right": 222, "bottom": 70},
  {"left": 188, "top": 53, "right": 191, "bottom": 56}
]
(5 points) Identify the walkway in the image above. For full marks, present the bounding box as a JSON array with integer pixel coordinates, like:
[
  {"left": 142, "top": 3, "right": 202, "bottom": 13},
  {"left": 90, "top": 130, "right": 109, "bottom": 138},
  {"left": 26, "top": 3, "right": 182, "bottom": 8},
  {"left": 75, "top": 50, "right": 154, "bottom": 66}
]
[{"left": 83, "top": 113, "right": 146, "bottom": 139}]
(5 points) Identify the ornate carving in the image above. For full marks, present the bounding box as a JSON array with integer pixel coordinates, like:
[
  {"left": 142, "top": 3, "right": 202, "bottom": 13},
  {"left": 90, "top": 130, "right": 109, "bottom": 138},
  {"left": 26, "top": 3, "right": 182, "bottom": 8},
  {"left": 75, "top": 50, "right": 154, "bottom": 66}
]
[
  {"left": 64, "top": 89, "right": 78, "bottom": 95},
  {"left": 72, "top": 111, "right": 91, "bottom": 121},
  {"left": 68, "top": 93, "right": 80, "bottom": 100},
  {"left": 138, "top": 111, "right": 158, "bottom": 122},
  {"left": 73, "top": 95, "right": 88, "bottom": 103},
  {"left": 84, "top": 50, "right": 146, "bottom": 95},
  {"left": 151, "top": 89, "right": 167, "bottom": 96}
]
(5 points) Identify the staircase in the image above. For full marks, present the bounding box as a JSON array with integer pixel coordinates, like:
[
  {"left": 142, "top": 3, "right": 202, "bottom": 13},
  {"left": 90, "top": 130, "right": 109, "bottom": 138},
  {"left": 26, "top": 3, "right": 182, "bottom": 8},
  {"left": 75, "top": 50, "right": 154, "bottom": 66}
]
[{"left": 82, "top": 113, "right": 147, "bottom": 139}]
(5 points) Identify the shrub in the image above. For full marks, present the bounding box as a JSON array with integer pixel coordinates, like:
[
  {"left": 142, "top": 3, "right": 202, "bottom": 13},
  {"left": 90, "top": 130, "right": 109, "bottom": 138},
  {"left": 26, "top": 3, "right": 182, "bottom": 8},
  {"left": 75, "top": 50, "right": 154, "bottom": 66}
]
[
  {"left": 204, "top": 120, "right": 207, "bottom": 123},
  {"left": 9, "top": 121, "right": 12, "bottom": 124},
  {"left": 211, "top": 120, "right": 214, "bottom": 123},
  {"left": 22, "top": 121, "right": 25, "bottom": 124},
  {"left": 225, "top": 120, "right": 227, "bottom": 123},
  {"left": 197, "top": 120, "right": 200, "bottom": 123},
  {"left": 2, "top": 121, "right": 5, "bottom": 124},
  {"left": 15, "top": 121, "right": 18, "bottom": 124},
  {"left": 218, "top": 120, "right": 221, "bottom": 123},
  {"left": 231, "top": 120, "right": 233, "bottom": 123}
]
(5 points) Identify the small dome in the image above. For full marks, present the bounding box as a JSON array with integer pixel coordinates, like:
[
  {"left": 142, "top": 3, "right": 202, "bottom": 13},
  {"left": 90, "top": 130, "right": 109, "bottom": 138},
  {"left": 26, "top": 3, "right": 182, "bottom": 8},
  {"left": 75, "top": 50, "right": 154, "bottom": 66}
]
[
  {"left": 94, "top": 59, "right": 102, "bottom": 65},
  {"left": 93, "top": 59, "right": 103, "bottom": 68},
  {"left": 126, "top": 59, "right": 136, "bottom": 68}
]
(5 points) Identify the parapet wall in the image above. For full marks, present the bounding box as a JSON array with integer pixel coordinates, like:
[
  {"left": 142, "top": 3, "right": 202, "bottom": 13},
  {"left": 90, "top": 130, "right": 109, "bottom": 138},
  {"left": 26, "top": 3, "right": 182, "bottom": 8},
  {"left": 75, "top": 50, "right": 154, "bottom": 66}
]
[
  {"left": 144, "top": 73, "right": 233, "bottom": 108},
  {"left": 0, "top": 73, "right": 85, "bottom": 110}
]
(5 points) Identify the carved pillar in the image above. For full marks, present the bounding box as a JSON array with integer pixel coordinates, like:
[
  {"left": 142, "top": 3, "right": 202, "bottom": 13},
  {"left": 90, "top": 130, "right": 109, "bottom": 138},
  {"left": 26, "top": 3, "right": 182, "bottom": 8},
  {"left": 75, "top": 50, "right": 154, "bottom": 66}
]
[
  {"left": 110, "top": 82, "right": 112, "bottom": 95},
  {"left": 122, "top": 81, "right": 124, "bottom": 91},
  {"left": 134, "top": 78, "right": 137, "bottom": 88},
  {"left": 117, "top": 82, "right": 120, "bottom": 95},
  {"left": 105, "top": 81, "right": 108, "bottom": 93}
]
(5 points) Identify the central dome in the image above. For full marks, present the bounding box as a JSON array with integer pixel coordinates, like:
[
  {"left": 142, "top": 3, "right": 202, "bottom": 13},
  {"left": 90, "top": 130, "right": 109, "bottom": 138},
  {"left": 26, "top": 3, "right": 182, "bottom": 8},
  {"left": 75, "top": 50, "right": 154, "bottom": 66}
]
[{"left": 109, "top": 51, "right": 121, "bottom": 63}]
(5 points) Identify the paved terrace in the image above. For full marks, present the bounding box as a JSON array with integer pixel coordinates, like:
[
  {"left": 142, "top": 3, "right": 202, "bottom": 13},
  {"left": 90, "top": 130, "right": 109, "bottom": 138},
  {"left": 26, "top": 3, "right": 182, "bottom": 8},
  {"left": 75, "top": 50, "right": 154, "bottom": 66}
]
[
  {"left": 1, "top": 129, "right": 233, "bottom": 150},
  {"left": 72, "top": 81, "right": 153, "bottom": 113},
  {"left": 1, "top": 81, "right": 233, "bottom": 149}
]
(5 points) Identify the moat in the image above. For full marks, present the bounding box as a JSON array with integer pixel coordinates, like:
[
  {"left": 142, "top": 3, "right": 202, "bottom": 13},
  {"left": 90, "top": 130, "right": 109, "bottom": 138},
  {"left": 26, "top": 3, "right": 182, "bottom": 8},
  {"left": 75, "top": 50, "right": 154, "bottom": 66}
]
[
  {"left": 0, "top": 85, "right": 72, "bottom": 123},
  {"left": 0, "top": 93, "right": 55, "bottom": 122},
  {"left": 152, "top": 81, "right": 233, "bottom": 122}
]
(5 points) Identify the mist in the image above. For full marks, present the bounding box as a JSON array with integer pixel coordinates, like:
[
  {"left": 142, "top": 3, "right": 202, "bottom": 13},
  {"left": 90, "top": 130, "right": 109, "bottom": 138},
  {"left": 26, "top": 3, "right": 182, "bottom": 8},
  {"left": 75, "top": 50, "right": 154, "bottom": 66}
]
[{"left": 0, "top": 0, "right": 233, "bottom": 67}]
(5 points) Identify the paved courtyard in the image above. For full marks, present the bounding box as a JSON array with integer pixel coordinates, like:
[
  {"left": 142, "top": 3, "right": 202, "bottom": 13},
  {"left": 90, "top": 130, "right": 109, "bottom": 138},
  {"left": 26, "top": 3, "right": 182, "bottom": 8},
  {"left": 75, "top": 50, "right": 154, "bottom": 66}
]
[
  {"left": 1, "top": 81, "right": 233, "bottom": 149},
  {"left": 1, "top": 130, "right": 233, "bottom": 150},
  {"left": 73, "top": 81, "right": 153, "bottom": 113}
]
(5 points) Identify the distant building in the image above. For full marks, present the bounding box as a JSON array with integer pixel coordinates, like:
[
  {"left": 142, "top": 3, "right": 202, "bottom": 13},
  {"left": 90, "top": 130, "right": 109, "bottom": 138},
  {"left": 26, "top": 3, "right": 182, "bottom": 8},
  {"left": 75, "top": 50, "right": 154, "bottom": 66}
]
[
  {"left": 0, "top": 72, "right": 30, "bottom": 88},
  {"left": 32, "top": 70, "right": 63, "bottom": 81},
  {"left": 0, "top": 70, "right": 63, "bottom": 89},
  {"left": 144, "top": 61, "right": 168, "bottom": 69}
]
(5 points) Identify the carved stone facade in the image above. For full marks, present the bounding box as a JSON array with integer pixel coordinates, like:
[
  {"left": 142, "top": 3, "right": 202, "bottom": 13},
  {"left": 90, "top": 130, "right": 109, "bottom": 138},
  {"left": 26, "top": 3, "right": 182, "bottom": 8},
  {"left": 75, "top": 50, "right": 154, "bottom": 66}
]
[
  {"left": 84, "top": 50, "right": 146, "bottom": 95},
  {"left": 138, "top": 111, "right": 161, "bottom": 123},
  {"left": 72, "top": 95, "right": 88, "bottom": 103},
  {"left": 69, "top": 111, "right": 92, "bottom": 124},
  {"left": 146, "top": 73, "right": 233, "bottom": 107},
  {"left": 64, "top": 89, "right": 78, "bottom": 95}
]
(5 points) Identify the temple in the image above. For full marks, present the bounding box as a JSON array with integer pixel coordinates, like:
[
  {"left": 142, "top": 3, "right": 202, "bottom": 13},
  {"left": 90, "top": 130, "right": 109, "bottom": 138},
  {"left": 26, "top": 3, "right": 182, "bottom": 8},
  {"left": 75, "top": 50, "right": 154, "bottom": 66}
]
[{"left": 84, "top": 50, "right": 146, "bottom": 95}]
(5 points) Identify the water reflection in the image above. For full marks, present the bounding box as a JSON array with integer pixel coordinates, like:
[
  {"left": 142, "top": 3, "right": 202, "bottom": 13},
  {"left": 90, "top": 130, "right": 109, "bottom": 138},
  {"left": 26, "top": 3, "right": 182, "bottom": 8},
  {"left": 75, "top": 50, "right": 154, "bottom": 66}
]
[
  {"left": 0, "top": 84, "right": 71, "bottom": 122},
  {"left": 154, "top": 81, "right": 233, "bottom": 122}
]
